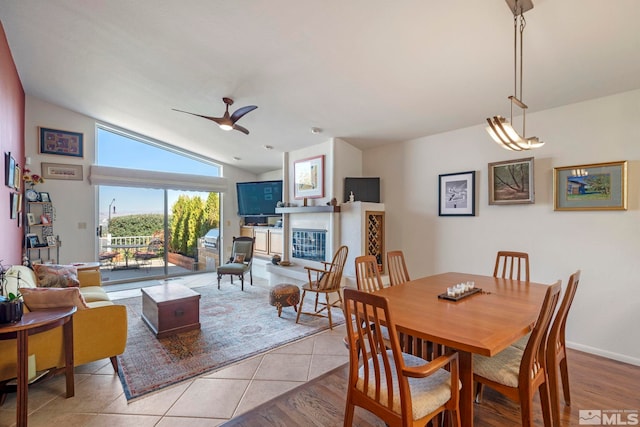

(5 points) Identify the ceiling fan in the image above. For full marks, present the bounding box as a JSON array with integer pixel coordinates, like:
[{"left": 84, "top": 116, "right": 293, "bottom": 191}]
[{"left": 173, "top": 97, "right": 258, "bottom": 135}]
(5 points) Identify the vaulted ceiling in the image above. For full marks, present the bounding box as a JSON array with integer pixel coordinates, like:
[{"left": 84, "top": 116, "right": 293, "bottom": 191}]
[{"left": 2, "top": 0, "right": 639, "bottom": 174}]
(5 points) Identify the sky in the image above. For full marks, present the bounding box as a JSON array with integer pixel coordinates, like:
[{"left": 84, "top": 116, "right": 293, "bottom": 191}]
[{"left": 97, "top": 128, "right": 220, "bottom": 222}]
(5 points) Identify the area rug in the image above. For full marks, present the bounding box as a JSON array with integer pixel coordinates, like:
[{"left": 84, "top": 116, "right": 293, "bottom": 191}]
[{"left": 116, "top": 283, "right": 344, "bottom": 400}]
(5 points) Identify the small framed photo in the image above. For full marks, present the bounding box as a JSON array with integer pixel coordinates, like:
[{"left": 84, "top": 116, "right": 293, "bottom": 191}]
[
  {"left": 26, "top": 233, "right": 40, "bottom": 248},
  {"left": 5, "top": 153, "right": 15, "bottom": 189},
  {"left": 10, "top": 192, "right": 19, "bottom": 219},
  {"left": 14, "top": 164, "right": 21, "bottom": 190},
  {"left": 46, "top": 236, "right": 57, "bottom": 247},
  {"left": 39, "top": 127, "right": 84, "bottom": 158},
  {"left": 26, "top": 213, "right": 36, "bottom": 225},
  {"left": 294, "top": 155, "right": 325, "bottom": 199},
  {"left": 488, "top": 157, "right": 535, "bottom": 205},
  {"left": 39, "top": 192, "right": 51, "bottom": 203},
  {"left": 40, "top": 214, "right": 51, "bottom": 224},
  {"left": 553, "top": 160, "right": 627, "bottom": 211},
  {"left": 438, "top": 171, "right": 476, "bottom": 216},
  {"left": 41, "top": 162, "right": 83, "bottom": 181}
]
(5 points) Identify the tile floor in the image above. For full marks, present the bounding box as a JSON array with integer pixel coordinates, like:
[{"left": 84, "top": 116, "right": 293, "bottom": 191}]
[{"left": 0, "top": 273, "right": 349, "bottom": 427}]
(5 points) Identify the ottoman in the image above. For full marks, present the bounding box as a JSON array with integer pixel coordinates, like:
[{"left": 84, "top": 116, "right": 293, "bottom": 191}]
[{"left": 269, "top": 283, "right": 300, "bottom": 317}]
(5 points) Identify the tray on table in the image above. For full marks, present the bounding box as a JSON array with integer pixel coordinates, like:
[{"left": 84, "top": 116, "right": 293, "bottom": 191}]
[{"left": 438, "top": 287, "right": 482, "bottom": 301}]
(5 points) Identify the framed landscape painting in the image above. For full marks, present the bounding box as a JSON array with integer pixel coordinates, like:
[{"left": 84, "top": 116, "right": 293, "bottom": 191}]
[
  {"left": 488, "top": 157, "right": 534, "bottom": 205},
  {"left": 438, "top": 171, "right": 475, "bottom": 216},
  {"left": 554, "top": 161, "right": 627, "bottom": 211}
]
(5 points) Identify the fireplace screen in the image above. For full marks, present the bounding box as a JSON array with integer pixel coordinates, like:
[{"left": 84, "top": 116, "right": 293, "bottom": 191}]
[{"left": 292, "top": 228, "right": 327, "bottom": 262}]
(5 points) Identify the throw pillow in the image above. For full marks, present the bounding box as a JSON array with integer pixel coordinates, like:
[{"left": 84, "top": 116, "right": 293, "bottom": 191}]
[
  {"left": 234, "top": 254, "right": 246, "bottom": 263},
  {"left": 32, "top": 264, "right": 80, "bottom": 288},
  {"left": 19, "top": 287, "right": 89, "bottom": 311}
]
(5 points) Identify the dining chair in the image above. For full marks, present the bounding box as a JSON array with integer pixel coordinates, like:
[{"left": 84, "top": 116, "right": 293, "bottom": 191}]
[
  {"left": 216, "top": 236, "right": 255, "bottom": 290},
  {"left": 296, "top": 245, "right": 348, "bottom": 330},
  {"left": 387, "top": 250, "right": 410, "bottom": 286},
  {"left": 355, "top": 255, "right": 384, "bottom": 293},
  {"left": 342, "top": 288, "right": 461, "bottom": 427},
  {"left": 493, "top": 251, "right": 530, "bottom": 281},
  {"left": 547, "top": 270, "right": 580, "bottom": 426},
  {"left": 473, "top": 280, "right": 561, "bottom": 427}
]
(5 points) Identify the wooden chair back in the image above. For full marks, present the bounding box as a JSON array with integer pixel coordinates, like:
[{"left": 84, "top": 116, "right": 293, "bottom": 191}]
[
  {"left": 387, "top": 250, "right": 410, "bottom": 286},
  {"left": 355, "top": 255, "right": 384, "bottom": 293},
  {"left": 547, "top": 270, "right": 580, "bottom": 426},
  {"left": 343, "top": 288, "right": 460, "bottom": 426},
  {"left": 316, "top": 245, "right": 348, "bottom": 291},
  {"left": 493, "top": 251, "right": 530, "bottom": 281}
]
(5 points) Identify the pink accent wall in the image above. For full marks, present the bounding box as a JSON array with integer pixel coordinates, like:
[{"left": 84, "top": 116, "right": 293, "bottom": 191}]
[{"left": 0, "top": 20, "right": 25, "bottom": 265}]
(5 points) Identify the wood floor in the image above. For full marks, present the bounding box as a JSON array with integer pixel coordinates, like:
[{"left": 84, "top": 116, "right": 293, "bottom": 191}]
[{"left": 223, "top": 349, "right": 640, "bottom": 426}]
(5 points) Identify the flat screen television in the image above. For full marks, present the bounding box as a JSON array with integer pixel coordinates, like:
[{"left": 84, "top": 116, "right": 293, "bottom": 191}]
[{"left": 236, "top": 180, "right": 283, "bottom": 216}]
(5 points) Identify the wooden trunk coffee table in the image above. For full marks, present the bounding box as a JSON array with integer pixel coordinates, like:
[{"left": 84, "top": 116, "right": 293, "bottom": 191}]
[{"left": 141, "top": 283, "right": 201, "bottom": 339}]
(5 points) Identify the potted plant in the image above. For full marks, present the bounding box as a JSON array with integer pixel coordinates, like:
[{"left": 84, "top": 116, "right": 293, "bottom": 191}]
[{"left": 0, "top": 264, "right": 23, "bottom": 323}]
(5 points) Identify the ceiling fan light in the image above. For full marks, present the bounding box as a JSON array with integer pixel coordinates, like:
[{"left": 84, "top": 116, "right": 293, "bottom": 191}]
[{"left": 219, "top": 123, "right": 233, "bottom": 131}]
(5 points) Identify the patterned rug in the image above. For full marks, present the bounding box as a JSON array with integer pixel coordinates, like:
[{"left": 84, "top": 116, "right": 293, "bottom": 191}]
[{"left": 116, "top": 282, "right": 344, "bottom": 400}]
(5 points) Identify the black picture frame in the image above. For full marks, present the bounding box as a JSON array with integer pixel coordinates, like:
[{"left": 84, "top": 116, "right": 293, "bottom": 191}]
[
  {"left": 26, "top": 234, "right": 40, "bottom": 248},
  {"left": 39, "top": 192, "right": 51, "bottom": 203},
  {"left": 5, "top": 153, "right": 15, "bottom": 189},
  {"left": 438, "top": 171, "right": 476, "bottom": 216}
]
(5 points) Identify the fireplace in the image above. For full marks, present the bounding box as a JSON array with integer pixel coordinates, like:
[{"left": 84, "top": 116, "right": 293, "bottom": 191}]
[{"left": 292, "top": 228, "right": 327, "bottom": 262}]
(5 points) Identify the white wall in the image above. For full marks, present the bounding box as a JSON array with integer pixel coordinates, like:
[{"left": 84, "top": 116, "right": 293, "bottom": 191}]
[
  {"left": 363, "top": 89, "right": 640, "bottom": 365},
  {"left": 25, "top": 96, "right": 259, "bottom": 264}
]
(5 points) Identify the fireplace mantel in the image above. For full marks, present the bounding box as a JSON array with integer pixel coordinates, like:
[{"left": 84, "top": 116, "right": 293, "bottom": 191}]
[{"left": 275, "top": 206, "right": 340, "bottom": 214}]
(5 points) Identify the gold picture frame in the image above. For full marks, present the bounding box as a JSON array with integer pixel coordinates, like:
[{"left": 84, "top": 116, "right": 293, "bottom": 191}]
[
  {"left": 488, "top": 157, "right": 535, "bottom": 205},
  {"left": 553, "top": 160, "right": 627, "bottom": 211}
]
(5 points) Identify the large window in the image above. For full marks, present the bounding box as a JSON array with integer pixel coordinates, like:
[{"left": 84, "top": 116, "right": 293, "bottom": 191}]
[{"left": 96, "top": 125, "right": 221, "bottom": 284}]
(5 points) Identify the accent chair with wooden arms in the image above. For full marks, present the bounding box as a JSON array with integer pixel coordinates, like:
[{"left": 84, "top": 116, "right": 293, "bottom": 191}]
[
  {"left": 547, "top": 270, "right": 580, "bottom": 426},
  {"left": 473, "top": 280, "right": 561, "bottom": 427},
  {"left": 296, "top": 245, "right": 348, "bottom": 330},
  {"left": 493, "top": 250, "right": 530, "bottom": 281},
  {"left": 216, "top": 236, "right": 255, "bottom": 291},
  {"left": 343, "top": 288, "right": 461, "bottom": 427},
  {"left": 387, "top": 250, "right": 410, "bottom": 286}
]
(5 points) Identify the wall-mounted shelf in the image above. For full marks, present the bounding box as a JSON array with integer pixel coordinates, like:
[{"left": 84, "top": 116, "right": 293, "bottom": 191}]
[{"left": 275, "top": 206, "right": 340, "bottom": 214}]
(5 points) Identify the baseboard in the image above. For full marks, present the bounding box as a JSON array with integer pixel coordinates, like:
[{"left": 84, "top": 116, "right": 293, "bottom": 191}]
[{"left": 566, "top": 341, "right": 640, "bottom": 366}]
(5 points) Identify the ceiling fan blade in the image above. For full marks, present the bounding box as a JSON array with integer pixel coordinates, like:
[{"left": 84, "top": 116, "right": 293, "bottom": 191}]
[
  {"left": 232, "top": 123, "right": 250, "bottom": 135},
  {"left": 230, "top": 105, "right": 257, "bottom": 123},
  {"left": 172, "top": 108, "right": 224, "bottom": 124}
]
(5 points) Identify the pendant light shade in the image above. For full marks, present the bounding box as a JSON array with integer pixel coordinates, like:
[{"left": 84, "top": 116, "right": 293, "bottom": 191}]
[{"left": 486, "top": 0, "right": 544, "bottom": 151}]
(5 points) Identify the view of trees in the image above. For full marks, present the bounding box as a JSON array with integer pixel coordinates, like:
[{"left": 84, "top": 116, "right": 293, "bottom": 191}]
[{"left": 109, "top": 193, "right": 219, "bottom": 258}]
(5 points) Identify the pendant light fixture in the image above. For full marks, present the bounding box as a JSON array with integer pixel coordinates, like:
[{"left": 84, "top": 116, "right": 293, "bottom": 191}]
[{"left": 486, "top": 0, "right": 544, "bottom": 151}]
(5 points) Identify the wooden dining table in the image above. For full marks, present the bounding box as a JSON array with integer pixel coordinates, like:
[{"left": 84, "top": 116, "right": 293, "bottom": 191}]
[{"left": 373, "top": 272, "right": 551, "bottom": 426}]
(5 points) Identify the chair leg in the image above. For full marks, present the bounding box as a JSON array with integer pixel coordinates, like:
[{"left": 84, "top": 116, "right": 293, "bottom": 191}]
[
  {"left": 326, "top": 293, "right": 333, "bottom": 330},
  {"left": 110, "top": 356, "right": 119, "bottom": 372},
  {"left": 539, "top": 382, "right": 553, "bottom": 427},
  {"left": 240, "top": 274, "right": 244, "bottom": 291},
  {"left": 217, "top": 274, "right": 222, "bottom": 289},
  {"left": 343, "top": 400, "right": 355, "bottom": 427},
  {"left": 559, "top": 356, "right": 571, "bottom": 405},
  {"left": 296, "top": 290, "right": 307, "bottom": 324}
]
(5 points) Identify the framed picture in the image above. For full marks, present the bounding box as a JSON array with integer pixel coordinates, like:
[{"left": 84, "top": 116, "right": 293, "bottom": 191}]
[
  {"left": 553, "top": 160, "right": 627, "bottom": 211},
  {"left": 39, "top": 127, "right": 84, "bottom": 158},
  {"left": 10, "top": 192, "right": 19, "bottom": 219},
  {"left": 14, "top": 164, "right": 21, "bottom": 190},
  {"left": 5, "top": 153, "right": 15, "bottom": 188},
  {"left": 41, "top": 162, "right": 83, "bottom": 180},
  {"left": 438, "top": 171, "right": 476, "bottom": 216},
  {"left": 26, "top": 213, "right": 36, "bottom": 225},
  {"left": 40, "top": 214, "right": 51, "bottom": 224},
  {"left": 294, "top": 155, "right": 324, "bottom": 199},
  {"left": 488, "top": 157, "right": 535, "bottom": 205},
  {"left": 26, "top": 233, "right": 40, "bottom": 248},
  {"left": 46, "top": 236, "right": 57, "bottom": 247},
  {"left": 39, "top": 192, "right": 51, "bottom": 203}
]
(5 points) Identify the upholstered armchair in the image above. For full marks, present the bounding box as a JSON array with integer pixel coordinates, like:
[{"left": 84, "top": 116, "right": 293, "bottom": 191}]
[{"left": 216, "top": 236, "right": 255, "bottom": 291}]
